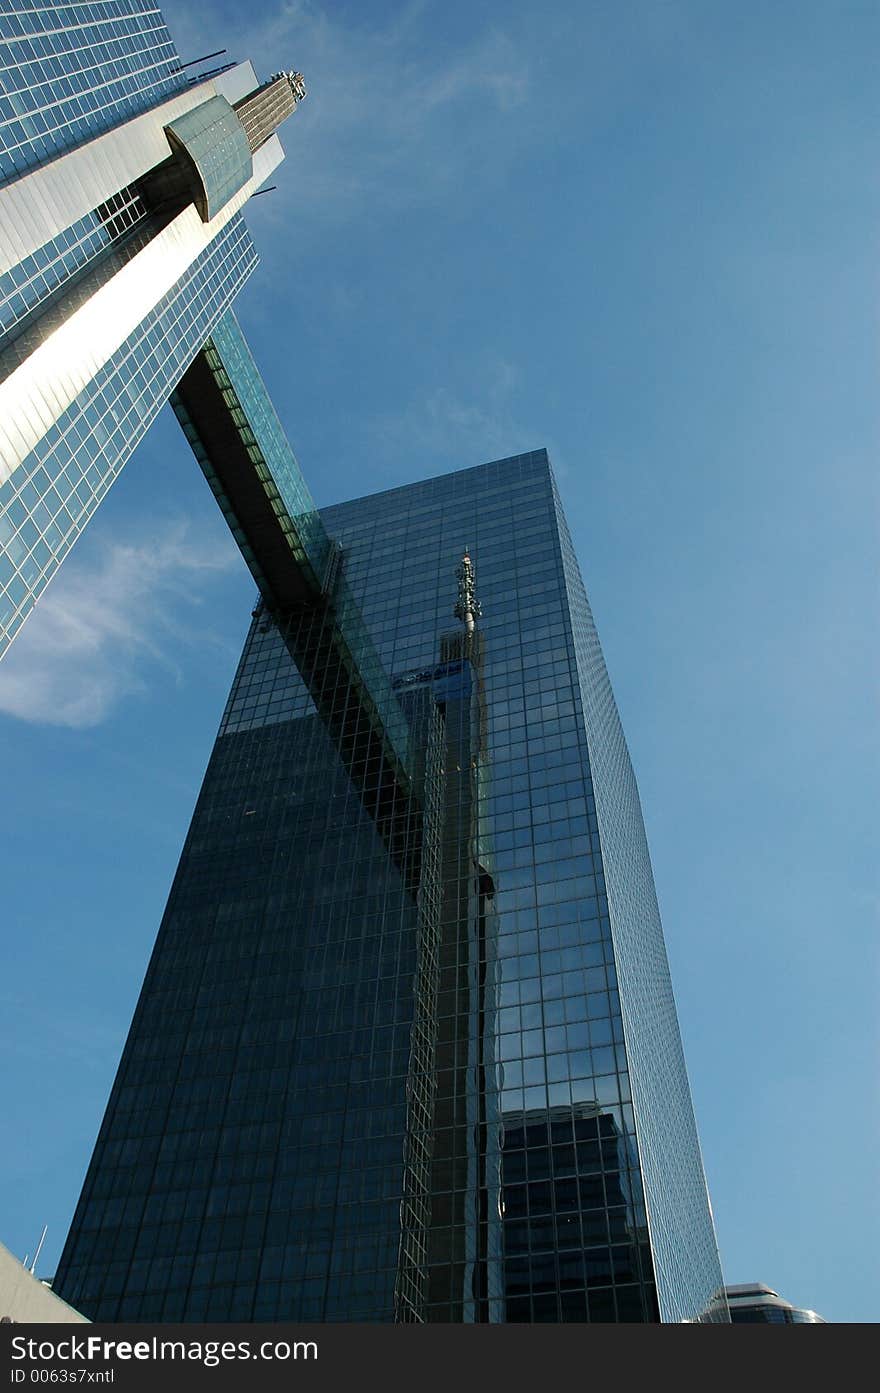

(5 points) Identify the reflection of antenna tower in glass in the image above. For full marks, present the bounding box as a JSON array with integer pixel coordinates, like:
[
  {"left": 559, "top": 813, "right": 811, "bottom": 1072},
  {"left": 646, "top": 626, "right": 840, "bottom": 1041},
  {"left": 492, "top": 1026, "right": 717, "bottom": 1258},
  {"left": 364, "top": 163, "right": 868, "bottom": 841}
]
[{"left": 454, "top": 550, "right": 482, "bottom": 633}]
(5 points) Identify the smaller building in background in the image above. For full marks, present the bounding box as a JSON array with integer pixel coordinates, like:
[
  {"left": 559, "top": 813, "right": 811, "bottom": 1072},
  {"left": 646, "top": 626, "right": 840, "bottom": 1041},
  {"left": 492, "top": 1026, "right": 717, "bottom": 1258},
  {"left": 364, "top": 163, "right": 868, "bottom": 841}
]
[
  {"left": 0, "top": 1240, "right": 87, "bottom": 1323},
  {"left": 725, "top": 1282, "right": 825, "bottom": 1324}
]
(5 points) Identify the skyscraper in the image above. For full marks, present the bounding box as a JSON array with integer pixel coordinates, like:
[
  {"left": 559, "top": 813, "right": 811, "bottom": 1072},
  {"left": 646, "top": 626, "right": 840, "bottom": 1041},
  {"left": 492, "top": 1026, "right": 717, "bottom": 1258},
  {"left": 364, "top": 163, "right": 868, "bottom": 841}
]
[
  {"left": 54, "top": 450, "right": 728, "bottom": 1324},
  {"left": 0, "top": 0, "right": 306, "bottom": 659}
]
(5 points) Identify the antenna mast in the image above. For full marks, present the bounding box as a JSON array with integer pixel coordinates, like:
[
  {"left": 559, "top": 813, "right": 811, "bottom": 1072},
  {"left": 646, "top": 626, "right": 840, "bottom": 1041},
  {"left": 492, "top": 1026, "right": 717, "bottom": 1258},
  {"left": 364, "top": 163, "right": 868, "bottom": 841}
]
[{"left": 26, "top": 1224, "right": 47, "bottom": 1274}]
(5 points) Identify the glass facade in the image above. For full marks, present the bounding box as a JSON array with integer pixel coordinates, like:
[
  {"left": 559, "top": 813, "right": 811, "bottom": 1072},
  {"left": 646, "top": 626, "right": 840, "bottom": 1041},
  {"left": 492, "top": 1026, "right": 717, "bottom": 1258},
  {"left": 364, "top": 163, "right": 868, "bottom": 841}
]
[
  {"left": 0, "top": 183, "right": 149, "bottom": 346},
  {"left": 552, "top": 480, "right": 726, "bottom": 1323},
  {"left": 0, "top": 0, "right": 186, "bottom": 185},
  {"left": 165, "top": 95, "right": 253, "bottom": 221},
  {"left": 172, "top": 308, "right": 412, "bottom": 781},
  {"left": 0, "top": 1, "right": 189, "bottom": 364},
  {"left": 0, "top": 6, "right": 302, "bottom": 660},
  {"left": 0, "top": 214, "right": 257, "bottom": 658},
  {"left": 55, "top": 451, "right": 727, "bottom": 1323}
]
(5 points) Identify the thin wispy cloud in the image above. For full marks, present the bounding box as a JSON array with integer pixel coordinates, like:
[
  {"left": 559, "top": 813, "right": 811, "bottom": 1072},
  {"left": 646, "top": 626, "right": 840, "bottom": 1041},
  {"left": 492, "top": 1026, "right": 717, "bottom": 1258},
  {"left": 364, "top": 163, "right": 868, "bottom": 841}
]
[
  {"left": 370, "top": 356, "right": 569, "bottom": 479},
  {"left": 0, "top": 520, "right": 241, "bottom": 729},
  {"left": 170, "top": 0, "right": 531, "bottom": 223},
  {"left": 373, "top": 384, "right": 533, "bottom": 466}
]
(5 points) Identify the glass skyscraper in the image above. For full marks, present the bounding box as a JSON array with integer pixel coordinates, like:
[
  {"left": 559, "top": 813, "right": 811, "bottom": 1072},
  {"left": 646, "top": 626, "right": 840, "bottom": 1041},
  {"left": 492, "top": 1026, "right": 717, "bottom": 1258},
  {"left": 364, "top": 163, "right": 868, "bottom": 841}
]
[
  {"left": 0, "top": 0, "right": 306, "bottom": 659},
  {"left": 54, "top": 450, "right": 728, "bottom": 1324}
]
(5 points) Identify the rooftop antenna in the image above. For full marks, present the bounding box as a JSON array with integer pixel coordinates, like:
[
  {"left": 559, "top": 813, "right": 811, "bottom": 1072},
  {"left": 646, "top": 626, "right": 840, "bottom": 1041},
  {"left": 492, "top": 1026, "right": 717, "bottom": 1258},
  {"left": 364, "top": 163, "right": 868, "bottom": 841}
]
[
  {"left": 24, "top": 1224, "right": 47, "bottom": 1274},
  {"left": 454, "top": 549, "right": 481, "bottom": 633},
  {"left": 172, "top": 49, "right": 227, "bottom": 72}
]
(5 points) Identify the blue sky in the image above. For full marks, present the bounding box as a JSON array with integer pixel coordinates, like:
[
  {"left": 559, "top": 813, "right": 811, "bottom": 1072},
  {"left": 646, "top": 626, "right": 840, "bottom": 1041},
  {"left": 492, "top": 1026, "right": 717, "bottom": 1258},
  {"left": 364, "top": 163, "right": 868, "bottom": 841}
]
[{"left": 1, "top": 0, "right": 878, "bottom": 1322}]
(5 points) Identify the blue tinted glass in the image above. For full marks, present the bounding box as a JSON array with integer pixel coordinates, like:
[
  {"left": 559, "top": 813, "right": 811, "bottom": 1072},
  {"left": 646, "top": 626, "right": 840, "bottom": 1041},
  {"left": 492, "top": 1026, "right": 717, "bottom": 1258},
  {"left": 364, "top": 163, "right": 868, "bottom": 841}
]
[
  {"left": 54, "top": 452, "right": 726, "bottom": 1323},
  {"left": 0, "top": 0, "right": 187, "bottom": 184},
  {"left": 0, "top": 216, "right": 257, "bottom": 658}
]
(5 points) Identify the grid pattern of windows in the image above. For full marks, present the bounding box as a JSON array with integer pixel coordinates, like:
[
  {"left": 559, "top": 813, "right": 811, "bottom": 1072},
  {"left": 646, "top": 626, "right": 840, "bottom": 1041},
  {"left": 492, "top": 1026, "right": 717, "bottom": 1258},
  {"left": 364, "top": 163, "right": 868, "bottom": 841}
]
[
  {"left": 59, "top": 706, "right": 424, "bottom": 1322},
  {"left": 0, "top": 1, "right": 186, "bottom": 185},
  {"left": 502, "top": 1106, "right": 655, "bottom": 1322},
  {"left": 205, "top": 311, "right": 331, "bottom": 578},
  {"left": 55, "top": 453, "right": 726, "bottom": 1323},
  {"left": 181, "top": 309, "right": 412, "bottom": 779},
  {"left": 0, "top": 213, "right": 257, "bottom": 657},
  {"left": 552, "top": 478, "right": 727, "bottom": 1323},
  {"left": 0, "top": 183, "right": 149, "bottom": 347}
]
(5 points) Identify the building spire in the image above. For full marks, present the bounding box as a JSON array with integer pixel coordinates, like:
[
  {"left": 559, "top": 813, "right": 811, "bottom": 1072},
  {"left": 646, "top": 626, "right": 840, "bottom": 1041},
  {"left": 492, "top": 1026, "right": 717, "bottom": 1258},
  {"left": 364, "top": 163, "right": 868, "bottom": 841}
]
[
  {"left": 233, "top": 71, "right": 307, "bottom": 154},
  {"left": 454, "top": 550, "right": 482, "bottom": 633}
]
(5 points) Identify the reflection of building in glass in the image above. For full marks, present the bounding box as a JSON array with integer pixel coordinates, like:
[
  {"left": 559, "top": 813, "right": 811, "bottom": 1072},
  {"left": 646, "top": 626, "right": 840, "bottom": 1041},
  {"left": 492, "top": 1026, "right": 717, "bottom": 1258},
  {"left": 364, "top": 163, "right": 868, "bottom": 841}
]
[
  {"left": 726, "top": 1284, "right": 826, "bottom": 1323},
  {"left": 54, "top": 451, "right": 727, "bottom": 1322},
  {"left": 0, "top": 1, "right": 306, "bottom": 659},
  {"left": 502, "top": 1104, "right": 655, "bottom": 1322}
]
